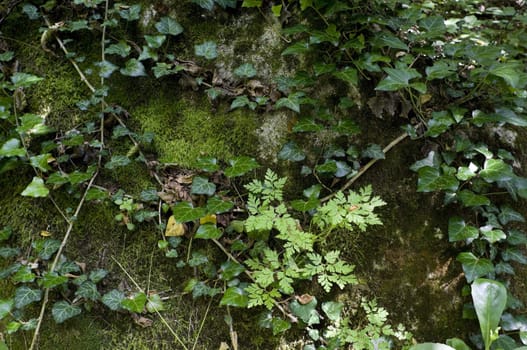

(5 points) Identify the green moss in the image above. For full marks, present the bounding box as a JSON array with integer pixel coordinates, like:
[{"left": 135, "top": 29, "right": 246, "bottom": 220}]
[{"left": 132, "top": 92, "right": 257, "bottom": 167}]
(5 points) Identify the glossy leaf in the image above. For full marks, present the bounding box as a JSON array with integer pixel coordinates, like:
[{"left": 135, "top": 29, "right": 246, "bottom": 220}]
[
  {"left": 417, "top": 167, "right": 459, "bottom": 192},
  {"left": 445, "top": 338, "right": 471, "bottom": 350},
  {"left": 21, "top": 177, "right": 49, "bottom": 198},
  {"left": 472, "top": 279, "right": 507, "bottom": 350},
  {"left": 104, "top": 42, "right": 131, "bottom": 57},
  {"left": 290, "top": 298, "right": 319, "bottom": 325},
  {"left": 155, "top": 17, "right": 183, "bottom": 36},
  {"left": 376, "top": 67, "right": 422, "bottom": 91},
  {"left": 40, "top": 272, "right": 68, "bottom": 289},
  {"left": 220, "top": 287, "right": 248, "bottom": 307},
  {"left": 448, "top": 217, "right": 479, "bottom": 242},
  {"left": 14, "top": 286, "right": 42, "bottom": 308},
  {"left": 52, "top": 301, "right": 82, "bottom": 323},
  {"left": 206, "top": 196, "right": 233, "bottom": 214},
  {"left": 333, "top": 67, "right": 358, "bottom": 86},
  {"left": 192, "top": 0, "right": 214, "bottom": 10},
  {"left": 0, "top": 138, "right": 25, "bottom": 157},
  {"left": 480, "top": 159, "right": 514, "bottom": 183},
  {"left": 457, "top": 190, "right": 490, "bottom": 207},
  {"left": 479, "top": 226, "right": 506, "bottom": 244},
  {"left": 219, "top": 260, "right": 245, "bottom": 281},
  {"left": 144, "top": 35, "right": 166, "bottom": 49},
  {"left": 75, "top": 281, "right": 101, "bottom": 301},
  {"left": 456, "top": 253, "right": 494, "bottom": 283},
  {"left": 33, "top": 239, "right": 61, "bottom": 260}
]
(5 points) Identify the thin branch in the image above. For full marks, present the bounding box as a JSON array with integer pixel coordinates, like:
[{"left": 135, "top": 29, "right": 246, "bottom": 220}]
[{"left": 320, "top": 131, "right": 409, "bottom": 203}]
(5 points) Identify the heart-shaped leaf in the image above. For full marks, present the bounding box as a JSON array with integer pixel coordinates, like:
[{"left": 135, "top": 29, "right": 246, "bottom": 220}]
[
  {"left": 195, "top": 41, "right": 217, "bottom": 60},
  {"left": 155, "top": 17, "right": 183, "bottom": 36},
  {"left": 52, "top": 301, "right": 82, "bottom": 323}
]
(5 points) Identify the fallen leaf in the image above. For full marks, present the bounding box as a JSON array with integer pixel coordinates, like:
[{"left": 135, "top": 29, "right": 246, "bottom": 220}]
[
  {"left": 296, "top": 294, "right": 314, "bottom": 305},
  {"left": 40, "top": 230, "right": 52, "bottom": 237},
  {"left": 165, "top": 215, "right": 186, "bottom": 237},
  {"left": 199, "top": 214, "right": 217, "bottom": 225},
  {"left": 219, "top": 342, "right": 230, "bottom": 350},
  {"left": 131, "top": 313, "right": 153, "bottom": 328}
]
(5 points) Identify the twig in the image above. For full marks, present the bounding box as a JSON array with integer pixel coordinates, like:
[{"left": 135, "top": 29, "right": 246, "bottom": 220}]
[{"left": 320, "top": 130, "right": 409, "bottom": 203}]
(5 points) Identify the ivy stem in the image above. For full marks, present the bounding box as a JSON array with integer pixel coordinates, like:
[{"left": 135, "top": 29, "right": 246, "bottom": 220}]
[{"left": 320, "top": 130, "right": 410, "bottom": 203}]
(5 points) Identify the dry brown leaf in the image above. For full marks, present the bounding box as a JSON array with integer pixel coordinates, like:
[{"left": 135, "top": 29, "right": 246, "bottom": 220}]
[
  {"left": 296, "top": 294, "right": 314, "bottom": 305},
  {"left": 131, "top": 313, "right": 153, "bottom": 328},
  {"left": 165, "top": 215, "right": 186, "bottom": 237}
]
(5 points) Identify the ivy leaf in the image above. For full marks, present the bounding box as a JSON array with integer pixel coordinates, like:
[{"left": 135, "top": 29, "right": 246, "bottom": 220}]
[
  {"left": 0, "top": 263, "right": 21, "bottom": 279},
  {"left": 10, "top": 72, "right": 43, "bottom": 88},
  {"left": 272, "top": 318, "right": 291, "bottom": 335},
  {"left": 14, "top": 286, "right": 42, "bottom": 308},
  {"left": 489, "top": 62, "right": 527, "bottom": 89},
  {"left": 0, "top": 247, "right": 20, "bottom": 258},
  {"left": 418, "top": 16, "right": 447, "bottom": 38},
  {"left": 12, "top": 265, "right": 35, "bottom": 283},
  {"left": 0, "top": 138, "right": 25, "bottom": 157},
  {"left": 426, "top": 60, "right": 457, "bottom": 80},
  {"left": 206, "top": 197, "right": 233, "bottom": 214},
  {"left": 220, "top": 287, "right": 248, "bottom": 307},
  {"left": 195, "top": 224, "right": 222, "bottom": 239},
  {"left": 194, "top": 157, "right": 219, "bottom": 172},
  {"left": 21, "top": 177, "right": 49, "bottom": 198},
  {"left": 29, "top": 154, "right": 52, "bottom": 172},
  {"left": 282, "top": 41, "right": 310, "bottom": 56},
  {"left": 315, "top": 160, "right": 337, "bottom": 173},
  {"left": 372, "top": 33, "right": 408, "bottom": 51},
  {"left": 224, "top": 156, "right": 259, "bottom": 177},
  {"left": 456, "top": 252, "right": 494, "bottom": 283},
  {"left": 332, "top": 67, "right": 358, "bottom": 86},
  {"left": 172, "top": 202, "right": 206, "bottom": 222},
  {"left": 234, "top": 63, "right": 257, "bottom": 78},
  {"left": 75, "top": 281, "right": 101, "bottom": 301},
  {"left": 448, "top": 217, "right": 479, "bottom": 242},
  {"left": 146, "top": 294, "right": 165, "bottom": 312},
  {"left": 499, "top": 205, "right": 525, "bottom": 225},
  {"left": 457, "top": 190, "right": 490, "bottom": 207},
  {"left": 425, "top": 111, "right": 455, "bottom": 138},
  {"left": 105, "top": 155, "right": 131, "bottom": 169},
  {"left": 104, "top": 42, "right": 131, "bottom": 57},
  {"left": 376, "top": 67, "right": 422, "bottom": 91},
  {"left": 102, "top": 289, "right": 125, "bottom": 311},
  {"left": 215, "top": 0, "right": 236, "bottom": 8},
  {"left": 293, "top": 117, "right": 323, "bottom": 132},
  {"left": 144, "top": 35, "right": 166, "bottom": 49},
  {"left": 192, "top": 0, "right": 214, "bottom": 10},
  {"left": 191, "top": 176, "right": 216, "bottom": 196},
  {"left": 480, "top": 159, "right": 514, "bottom": 182},
  {"left": 219, "top": 260, "right": 245, "bottom": 281},
  {"left": 138, "top": 46, "right": 158, "bottom": 61},
  {"left": 322, "top": 301, "right": 343, "bottom": 322},
  {"left": 278, "top": 141, "right": 305, "bottom": 162},
  {"left": 479, "top": 226, "right": 506, "bottom": 244},
  {"left": 120, "top": 59, "right": 146, "bottom": 77},
  {"left": 52, "top": 301, "right": 82, "bottom": 323},
  {"left": 33, "top": 239, "right": 61, "bottom": 260},
  {"left": 118, "top": 4, "right": 141, "bottom": 21},
  {"left": 502, "top": 248, "right": 527, "bottom": 264},
  {"left": 95, "top": 60, "right": 118, "bottom": 78},
  {"left": 0, "top": 299, "right": 13, "bottom": 320},
  {"left": 195, "top": 41, "right": 217, "bottom": 60},
  {"left": 0, "top": 227, "right": 12, "bottom": 241},
  {"left": 290, "top": 298, "right": 319, "bottom": 325},
  {"left": 121, "top": 292, "right": 147, "bottom": 313},
  {"left": 242, "top": 0, "right": 262, "bottom": 7},
  {"left": 40, "top": 272, "right": 68, "bottom": 289},
  {"left": 417, "top": 167, "right": 459, "bottom": 192},
  {"left": 361, "top": 144, "right": 385, "bottom": 160},
  {"left": 155, "top": 17, "right": 183, "bottom": 36}
]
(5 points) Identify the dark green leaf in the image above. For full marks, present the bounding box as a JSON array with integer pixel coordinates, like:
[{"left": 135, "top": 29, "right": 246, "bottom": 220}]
[
  {"left": 426, "top": 60, "right": 457, "bottom": 80},
  {"left": 419, "top": 16, "right": 447, "bottom": 38},
  {"left": 17, "top": 114, "right": 53, "bottom": 135},
  {"left": 372, "top": 33, "right": 408, "bottom": 51},
  {"left": 144, "top": 35, "right": 166, "bottom": 49},
  {"left": 52, "top": 301, "right": 82, "bottom": 323},
  {"left": 194, "top": 157, "right": 219, "bottom": 172},
  {"left": 195, "top": 41, "right": 217, "bottom": 60},
  {"left": 278, "top": 141, "right": 305, "bottom": 162},
  {"left": 121, "top": 292, "right": 147, "bottom": 313},
  {"left": 293, "top": 117, "right": 323, "bottom": 132},
  {"left": 479, "top": 226, "right": 506, "bottom": 243},
  {"left": 313, "top": 63, "right": 336, "bottom": 76},
  {"left": 456, "top": 252, "right": 494, "bottom": 283},
  {"left": 105, "top": 155, "right": 131, "bottom": 170},
  {"left": 315, "top": 160, "right": 337, "bottom": 173},
  {"left": 0, "top": 247, "right": 20, "bottom": 259},
  {"left": 490, "top": 62, "right": 527, "bottom": 89},
  {"left": 89, "top": 269, "right": 108, "bottom": 283},
  {"left": 322, "top": 301, "right": 343, "bottom": 322},
  {"left": 242, "top": 0, "right": 262, "bottom": 7},
  {"left": 191, "top": 176, "right": 216, "bottom": 196},
  {"left": 118, "top": 4, "right": 141, "bottom": 21},
  {"left": 417, "top": 167, "right": 459, "bottom": 192},
  {"left": 76, "top": 281, "right": 101, "bottom": 301},
  {"left": 0, "top": 263, "right": 21, "bottom": 279},
  {"left": 220, "top": 287, "right": 248, "bottom": 307},
  {"left": 206, "top": 197, "right": 233, "bottom": 214},
  {"left": 120, "top": 59, "right": 146, "bottom": 77},
  {"left": 33, "top": 239, "right": 61, "bottom": 260},
  {"left": 14, "top": 286, "right": 42, "bottom": 308},
  {"left": 361, "top": 144, "right": 385, "bottom": 160},
  {"left": 140, "top": 189, "right": 158, "bottom": 202},
  {"left": 472, "top": 279, "right": 507, "bottom": 349},
  {"left": 192, "top": 0, "right": 214, "bottom": 10},
  {"left": 138, "top": 46, "right": 158, "bottom": 61},
  {"left": 457, "top": 190, "right": 490, "bottom": 207},
  {"left": 0, "top": 227, "right": 12, "bottom": 241},
  {"left": 376, "top": 67, "right": 422, "bottom": 91},
  {"left": 448, "top": 217, "right": 479, "bottom": 242},
  {"left": 172, "top": 202, "right": 206, "bottom": 222},
  {"left": 12, "top": 265, "right": 35, "bottom": 283},
  {"left": 290, "top": 298, "right": 319, "bottom": 325},
  {"left": 507, "top": 230, "right": 527, "bottom": 246},
  {"left": 104, "top": 42, "right": 131, "bottom": 57},
  {"left": 480, "top": 159, "right": 514, "bottom": 183},
  {"left": 425, "top": 111, "right": 455, "bottom": 138},
  {"left": 29, "top": 154, "right": 52, "bottom": 172},
  {"left": 215, "top": 0, "right": 236, "bottom": 8},
  {"left": 195, "top": 224, "right": 222, "bottom": 239},
  {"left": 271, "top": 318, "right": 291, "bottom": 335},
  {"left": 333, "top": 67, "right": 357, "bottom": 86},
  {"left": 502, "top": 248, "right": 527, "bottom": 264},
  {"left": 275, "top": 96, "right": 300, "bottom": 113},
  {"left": 102, "top": 289, "right": 125, "bottom": 311},
  {"left": 224, "top": 157, "right": 259, "bottom": 177},
  {"left": 282, "top": 41, "right": 310, "bottom": 56},
  {"left": 220, "top": 261, "right": 245, "bottom": 281},
  {"left": 155, "top": 17, "right": 183, "bottom": 36}
]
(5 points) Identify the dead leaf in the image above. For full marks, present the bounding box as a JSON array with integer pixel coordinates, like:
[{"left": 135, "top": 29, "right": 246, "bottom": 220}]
[
  {"left": 131, "top": 313, "right": 153, "bottom": 328},
  {"left": 165, "top": 215, "right": 186, "bottom": 237},
  {"left": 219, "top": 342, "right": 230, "bottom": 350},
  {"left": 75, "top": 262, "right": 87, "bottom": 273},
  {"left": 296, "top": 294, "right": 314, "bottom": 305},
  {"left": 199, "top": 214, "right": 217, "bottom": 225},
  {"left": 40, "top": 230, "right": 52, "bottom": 237}
]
